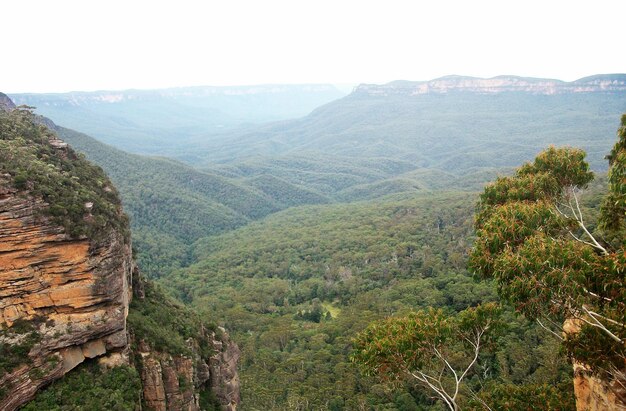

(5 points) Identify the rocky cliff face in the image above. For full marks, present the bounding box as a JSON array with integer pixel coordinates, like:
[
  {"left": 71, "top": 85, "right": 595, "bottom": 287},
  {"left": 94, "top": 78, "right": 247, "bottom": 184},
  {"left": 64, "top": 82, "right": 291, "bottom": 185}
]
[
  {"left": 354, "top": 74, "right": 626, "bottom": 96},
  {"left": 128, "top": 277, "right": 241, "bottom": 411},
  {"left": 137, "top": 329, "right": 240, "bottom": 411},
  {"left": 0, "top": 174, "right": 134, "bottom": 411},
  {"left": 207, "top": 330, "right": 240, "bottom": 410},
  {"left": 572, "top": 367, "right": 626, "bottom": 411},
  {"left": 563, "top": 319, "right": 626, "bottom": 410}
]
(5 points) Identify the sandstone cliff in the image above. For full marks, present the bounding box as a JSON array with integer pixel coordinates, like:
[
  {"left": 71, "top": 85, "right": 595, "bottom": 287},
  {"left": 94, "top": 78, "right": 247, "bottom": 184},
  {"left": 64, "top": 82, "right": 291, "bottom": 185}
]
[
  {"left": 0, "top": 138, "right": 134, "bottom": 411},
  {"left": 0, "top": 103, "right": 134, "bottom": 410},
  {"left": 563, "top": 319, "right": 626, "bottom": 411},
  {"left": 130, "top": 279, "right": 241, "bottom": 411},
  {"left": 136, "top": 329, "right": 240, "bottom": 411},
  {"left": 354, "top": 74, "right": 626, "bottom": 96},
  {"left": 572, "top": 366, "right": 626, "bottom": 411},
  {"left": 0, "top": 101, "right": 240, "bottom": 410}
]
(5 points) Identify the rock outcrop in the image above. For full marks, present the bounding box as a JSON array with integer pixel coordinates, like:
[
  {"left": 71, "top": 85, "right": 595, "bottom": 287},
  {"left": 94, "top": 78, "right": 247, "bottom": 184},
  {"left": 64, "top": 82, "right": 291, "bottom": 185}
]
[
  {"left": 137, "top": 330, "right": 240, "bottom": 411},
  {"left": 354, "top": 74, "right": 626, "bottom": 96},
  {"left": 129, "top": 277, "right": 241, "bottom": 411},
  {"left": 207, "top": 329, "right": 240, "bottom": 410},
  {"left": 0, "top": 175, "right": 134, "bottom": 411},
  {"left": 563, "top": 319, "right": 626, "bottom": 410},
  {"left": 572, "top": 367, "right": 626, "bottom": 411}
]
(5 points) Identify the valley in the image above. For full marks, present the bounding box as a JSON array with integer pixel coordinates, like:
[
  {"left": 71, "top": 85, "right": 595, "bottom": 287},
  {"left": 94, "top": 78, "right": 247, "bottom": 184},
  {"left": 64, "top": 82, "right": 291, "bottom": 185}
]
[{"left": 1, "top": 74, "right": 625, "bottom": 410}]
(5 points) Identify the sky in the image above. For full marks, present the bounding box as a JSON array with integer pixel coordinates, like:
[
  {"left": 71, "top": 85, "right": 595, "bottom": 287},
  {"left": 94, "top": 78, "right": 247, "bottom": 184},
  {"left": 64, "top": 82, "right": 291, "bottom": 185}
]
[{"left": 3, "top": 0, "right": 625, "bottom": 93}]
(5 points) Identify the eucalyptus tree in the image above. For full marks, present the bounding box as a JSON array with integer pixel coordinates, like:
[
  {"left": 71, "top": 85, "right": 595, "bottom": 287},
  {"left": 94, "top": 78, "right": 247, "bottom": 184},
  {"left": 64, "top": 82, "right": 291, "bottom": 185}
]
[{"left": 469, "top": 115, "right": 626, "bottom": 393}]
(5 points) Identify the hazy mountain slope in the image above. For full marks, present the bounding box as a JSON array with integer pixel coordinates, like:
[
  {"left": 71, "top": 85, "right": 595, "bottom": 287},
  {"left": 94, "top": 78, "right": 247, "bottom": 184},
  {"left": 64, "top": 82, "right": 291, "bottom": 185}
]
[
  {"left": 11, "top": 84, "right": 346, "bottom": 153},
  {"left": 184, "top": 75, "right": 626, "bottom": 173},
  {"left": 16, "top": 76, "right": 624, "bottom": 205}
]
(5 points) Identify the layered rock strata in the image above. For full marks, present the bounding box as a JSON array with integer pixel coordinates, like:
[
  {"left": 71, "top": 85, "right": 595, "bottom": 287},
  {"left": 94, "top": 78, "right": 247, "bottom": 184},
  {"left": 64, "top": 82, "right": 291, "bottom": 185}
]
[
  {"left": 355, "top": 74, "right": 626, "bottom": 96},
  {"left": 137, "top": 327, "right": 240, "bottom": 411},
  {"left": 0, "top": 177, "right": 134, "bottom": 410}
]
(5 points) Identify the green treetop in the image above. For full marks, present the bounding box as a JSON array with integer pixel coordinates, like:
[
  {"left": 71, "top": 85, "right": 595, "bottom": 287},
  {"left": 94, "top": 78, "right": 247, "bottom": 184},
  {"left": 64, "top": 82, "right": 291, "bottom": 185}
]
[{"left": 469, "top": 116, "right": 626, "bottom": 382}]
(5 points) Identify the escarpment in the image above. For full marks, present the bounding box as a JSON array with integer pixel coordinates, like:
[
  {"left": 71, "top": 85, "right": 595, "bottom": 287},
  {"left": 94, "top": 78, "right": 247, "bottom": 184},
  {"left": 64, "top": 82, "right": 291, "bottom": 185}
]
[
  {"left": 0, "top": 107, "right": 134, "bottom": 410},
  {"left": 0, "top": 185, "right": 134, "bottom": 409},
  {"left": 0, "top": 101, "right": 239, "bottom": 410}
]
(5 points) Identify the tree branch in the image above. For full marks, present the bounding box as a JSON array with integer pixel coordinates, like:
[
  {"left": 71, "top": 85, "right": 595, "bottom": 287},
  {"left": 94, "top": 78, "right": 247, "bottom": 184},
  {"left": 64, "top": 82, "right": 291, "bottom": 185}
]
[{"left": 536, "top": 318, "right": 564, "bottom": 341}]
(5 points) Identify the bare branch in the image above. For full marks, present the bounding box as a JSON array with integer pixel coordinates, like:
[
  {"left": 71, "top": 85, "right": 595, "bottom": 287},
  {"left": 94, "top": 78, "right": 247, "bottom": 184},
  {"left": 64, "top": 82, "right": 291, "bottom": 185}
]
[
  {"left": 576, "top": 306, "right": 623, "bottom": 344},
  {"left": 434, "top": 346, "right": 459, "bottom": 385},
  {"left": 468, "top": 386, "right": 494, "bottom": 411},
  {"left": 568, "top": 187, "right": 609, "bottom": 255},
  {"left": 537, "top": 318, "right": 564, "bottom": 341},
  {"left": 408, "top": 370, "right": 455, "bottom": 411}
]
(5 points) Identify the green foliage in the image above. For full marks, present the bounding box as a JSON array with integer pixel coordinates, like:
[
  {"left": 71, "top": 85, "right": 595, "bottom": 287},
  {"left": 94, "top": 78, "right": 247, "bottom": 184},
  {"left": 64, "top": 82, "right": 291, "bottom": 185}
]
[
  {"left": 517, "top": 146, "right": 594, "bottom": 188},
  {"left": 467, "top": 381, "right": 576, "bottom": 410},
  {"left": 21, "top": 362, "right": 141, "bottom": 411},
  {"left": 470, "top": 120, "right": 626, "bottom": 379},
  {"left": 127, "top": 280, "right": 217, "bottom": 357},
  {"left": 55, "top": 126, "right": 340, "bottom": 278},
  {"left": 199, "top": 388, "right": 222, "bottom": 411},
  {"left": 0, "top": 319, "right": 41, "bottom": 377},
  {"left": 601, "top": 113, "right": 626, "bottom": 238},
  {"left": 9, "top": 91, "right": 619, "bottom": 408},
  {"left": 161, "top": 192, "right": 492, "bottom": 409},
  {"left": 160, "top": 192, "right": 571, "bottom": 409},
  {"left": 50, "top": 94, "right": 626, "bottom": 280},
  {"left": 0, "top": 108, "right": 128, "bottom": 244},
  {"left": 351, "top": 304, "right": 503, "bottom": 409}
]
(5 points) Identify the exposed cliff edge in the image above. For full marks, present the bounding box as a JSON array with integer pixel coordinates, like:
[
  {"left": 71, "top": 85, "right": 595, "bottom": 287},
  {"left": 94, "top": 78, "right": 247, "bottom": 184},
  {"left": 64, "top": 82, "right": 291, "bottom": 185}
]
[
  {"left": 0, "top": 99, "right": 239, "bottom": 410},
  {"left": 563, "top": 319, "right": 626, "bottom": 411},
  {"left": 0, "top": 105, "right": 134, "bottom": 410},
  {"left": 129, "top": 279, "right": 241, "bottom": 411},
  {"left": 354, "top": 74, "right": 626, "bottom": 96},
  {"left": 0, "top": 177, "right": 133, "bottom": 409}
]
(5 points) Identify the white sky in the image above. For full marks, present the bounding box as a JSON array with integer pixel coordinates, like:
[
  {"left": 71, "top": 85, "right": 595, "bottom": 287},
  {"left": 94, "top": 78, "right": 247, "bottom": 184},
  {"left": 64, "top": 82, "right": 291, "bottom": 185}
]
[{"left": 3, "top": 0, "right": 625, "bottom": 93}]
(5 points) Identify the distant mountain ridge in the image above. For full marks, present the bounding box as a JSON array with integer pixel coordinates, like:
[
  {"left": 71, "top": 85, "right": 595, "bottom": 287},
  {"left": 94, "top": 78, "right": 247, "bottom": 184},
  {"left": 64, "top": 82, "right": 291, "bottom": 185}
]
[
  {"left": 183, "top": 74, "right": 626, "bottom": 174},
  {"left": 9, "top": 84, "right": 347, "bottom": 153},
  {"left": 12, "top": 84, "right": 343, "bottom": 106},
  {"left": 355, "top": 74, "right": 626, "bottom": 96}
]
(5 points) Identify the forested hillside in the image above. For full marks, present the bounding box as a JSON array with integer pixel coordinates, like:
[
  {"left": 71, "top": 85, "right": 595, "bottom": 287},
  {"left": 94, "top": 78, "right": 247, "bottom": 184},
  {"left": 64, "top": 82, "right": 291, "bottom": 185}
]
[
  {"left": 55, "top": 124, "right": 505, "bottom": 277},
  {"left": 48, "top": 77, "right": 625, "bottom": 284},
  {"left": 177, "top": 75, "right": 626, "bottom": 172},
  {"left": 160, "top": 192, "right": 580, "bottom": 409},
  {"left": 55, "top": 126, "right": 335, "bottom": 276}
]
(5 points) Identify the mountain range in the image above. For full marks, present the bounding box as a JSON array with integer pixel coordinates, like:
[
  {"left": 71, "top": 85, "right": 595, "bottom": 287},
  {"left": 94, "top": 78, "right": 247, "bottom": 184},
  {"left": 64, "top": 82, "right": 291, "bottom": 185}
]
[{"left": 10, "top": 84, "right": 346, "bottom": 153}]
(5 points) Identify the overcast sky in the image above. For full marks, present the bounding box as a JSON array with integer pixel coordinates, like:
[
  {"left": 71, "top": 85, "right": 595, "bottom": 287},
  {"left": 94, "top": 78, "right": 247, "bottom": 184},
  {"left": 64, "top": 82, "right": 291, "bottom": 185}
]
[{"left": 3, "top": 0, "right": 625, "bottom": 93}]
